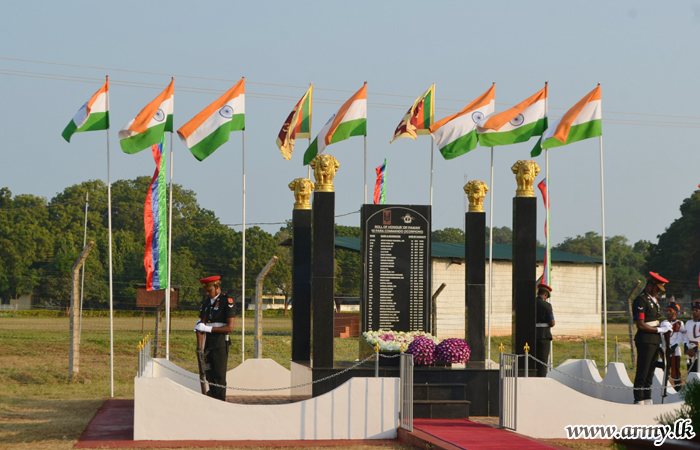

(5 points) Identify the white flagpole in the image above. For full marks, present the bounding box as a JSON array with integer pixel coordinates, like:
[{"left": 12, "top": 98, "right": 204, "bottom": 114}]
[
  {"left": 106, "top": 128, "right": 114, "bottom": 398},
  {"left": 599, "top": 91, "right": 608, "bottom": 372},
  {"left": 165, "top": 132, "right": 174, "bottom": 360},
  {"left": 79, "top": 191, "right": 88, "bottom": 345},
  {"left": 364, "top": 136, "right": 368, "bottom": 204},
  {"left": 241, "top": 130, "right": 246, "bottom": 362},
  {"left": 544, "top": 82, "right": 553, "bottom": 370},
  {"left": 487, "top": 147, "right": 494, "bottom": 364},
  {"left": 430, "top": 140, "right": 434, "bottom": 206}
]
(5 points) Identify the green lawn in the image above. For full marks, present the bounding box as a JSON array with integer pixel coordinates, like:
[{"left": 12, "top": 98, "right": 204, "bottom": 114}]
[{"left": 0, "top": 314, "right": 644, "bottom": 450}]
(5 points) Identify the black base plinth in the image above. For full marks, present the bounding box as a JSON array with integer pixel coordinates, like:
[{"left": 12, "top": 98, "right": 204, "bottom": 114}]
[
  {"left": 466, "top": 212, "right": 486, "bottom": 361},
  {"left": 512, "top": 197, "right": 537, "bottom": 373},
  {"left": 311, "top": 362, "right": 498, "bottom": 416},
  {"left": 292, "top": 209, "right": 312, "bottom": 362}
]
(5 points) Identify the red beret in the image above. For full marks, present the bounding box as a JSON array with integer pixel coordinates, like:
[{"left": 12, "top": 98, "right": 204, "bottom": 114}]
[
  {"left": 649, "top": 272, "right": 668, "bottom": 291},
  {"left": 199, "top": 275, "right": 221, "bottom": 286},
  {"left": 538, "top": 283, "right": 552, "bottom": 293}
]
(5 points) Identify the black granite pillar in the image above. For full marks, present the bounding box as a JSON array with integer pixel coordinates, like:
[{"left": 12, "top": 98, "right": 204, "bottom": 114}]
[
  {"left": 312, "top": 191, "right": 335, "bottom": 368},
  {"left": 292, "top": 209, "right": 312, "bottom": 362},
  {"left": 466, "top": 212, "right": 486, "bottom": 361},
  {"left": 512, "top": 197, "right": 537, "bottom": 374}
]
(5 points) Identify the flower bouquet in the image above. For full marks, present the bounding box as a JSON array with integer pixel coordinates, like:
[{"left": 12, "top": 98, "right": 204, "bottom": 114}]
[{"left": 360, "top": 329, "right": 440, "bottom": 367}]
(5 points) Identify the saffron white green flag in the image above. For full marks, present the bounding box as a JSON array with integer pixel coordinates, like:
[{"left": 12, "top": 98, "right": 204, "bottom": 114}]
[
  {"left": 178, "top": 78, "right": 245, "bottom": 161},
  {"left": 429, "top": 84, "right": 495, "bottom": 160},
  {"left": 303, "top": 83, "right": 367, "bottom": 165},
  {"left": 119, "top": 79, "right": 174, "bottom": 154},
  {"left": 531, "top": 85, "right": 602, "bottom": 156},
  {"left": 62, "top": 77, "right": 109, "bottom": 142},
  {"left": 477, "top": 86, "right": 547, "bottom": 147}
]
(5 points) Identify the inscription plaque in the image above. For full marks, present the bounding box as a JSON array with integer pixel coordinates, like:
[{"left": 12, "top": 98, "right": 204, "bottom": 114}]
[{"left": 361, "top": 204, "right": 431, "bottom": 332}]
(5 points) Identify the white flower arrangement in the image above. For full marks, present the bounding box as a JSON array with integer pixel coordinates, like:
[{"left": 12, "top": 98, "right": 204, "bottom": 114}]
[{"left": 362, "top": 329, "right": 440, "bottom": 352}]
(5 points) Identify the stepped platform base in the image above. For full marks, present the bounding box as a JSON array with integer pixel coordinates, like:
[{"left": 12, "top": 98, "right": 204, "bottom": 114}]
[{"left": 309, "top": 360, "right": 499, "bottom": 416}]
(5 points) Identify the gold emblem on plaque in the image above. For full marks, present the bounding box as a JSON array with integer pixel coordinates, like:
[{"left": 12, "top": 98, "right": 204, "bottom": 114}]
[
  {"left": 463, "top": 180, "right": 489, "bottom": 212},
  {"left": 310, "top": 154, "right": 340, "bottom": 192},
  {"left": 511, "top": 160, "right": 540, "bottom": 197},
  {"left": 288, "top": 178, "right": 315, "bottom": 210}
]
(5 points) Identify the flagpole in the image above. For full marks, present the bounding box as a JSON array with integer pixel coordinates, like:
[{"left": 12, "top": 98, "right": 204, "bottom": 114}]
[
  {"left": 165, "top": 132, "right": 174, "bottom": 360},
  {"left": 106, "top": 127, "right": 114, "bottom": 398},
  {"left": 364, "top": 135, "right": 368, "bottom": 204},
  {"left": 544, "top": 82, "right": 553, "bottom": 371},
  {"left": 79, "top": 191, "right": 88, "bottom": 347},
  {"left": 430, "top": 140, "right": 434, "bottom": 206},
  {"left": 599, "top": 102, "right": 608, "bottom": 373},
  {"left": 241, "top": 130, "right": 246, "bottom": 362},
  {"left": 487, "top": 147, "right": 494, "bottom": 365},
  {"left": 307, "top": 138, "right": 312, "bottom": 179}
]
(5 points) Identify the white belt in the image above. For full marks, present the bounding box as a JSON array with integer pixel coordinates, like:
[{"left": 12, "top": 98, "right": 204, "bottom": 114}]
[
  {"left": 647, "top": 320, "right": 659, "bottom": 327},
  {"left": 536, "top": 323, "right": 550, "bottom": 328},
  {"left": 207, "top": 322, "right": 227, "bottom": 327}
]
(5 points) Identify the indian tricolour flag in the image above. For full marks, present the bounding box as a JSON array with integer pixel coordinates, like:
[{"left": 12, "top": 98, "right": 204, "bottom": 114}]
[
  {"left": 429, "top": 84, "right": 495, "bottom": 160},
  {"left": 540, "top": 85, "right": 602, "bottom": 152},
  {"left": 119, "top": 79, "right": 174, "bottom": 154},
  {"left": 178, "top": 78, "right": 245, "bottom": 161},
  {"left": 477, "top": 85, "right": 547, "bottom": 147},
  {"left": 62, "top": 77, "right": 109, "bottom": 142},
  {"left": 303, "top": 83, "right": 367, "bottom": 165}
]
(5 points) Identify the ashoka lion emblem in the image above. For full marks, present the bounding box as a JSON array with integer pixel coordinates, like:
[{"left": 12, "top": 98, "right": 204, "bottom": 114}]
[
  {"left": 463, "top": 180, "right": 489, "bottom": 212},
  {"left": 511, "top": 160, "right": 540, "bottom": 197}
]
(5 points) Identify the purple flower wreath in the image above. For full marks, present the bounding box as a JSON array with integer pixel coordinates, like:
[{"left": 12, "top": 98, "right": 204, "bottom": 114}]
[
  {"left": 435, "top": 338, "right": 471, "bottom": 364},
  {"left": 406, "top": 336, "right": 436, "bottom": 366}
]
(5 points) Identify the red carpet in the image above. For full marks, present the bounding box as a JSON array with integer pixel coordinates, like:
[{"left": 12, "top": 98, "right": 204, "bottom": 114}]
[{"left": 413, "top": 419, "right": 561, "bottom": 450}]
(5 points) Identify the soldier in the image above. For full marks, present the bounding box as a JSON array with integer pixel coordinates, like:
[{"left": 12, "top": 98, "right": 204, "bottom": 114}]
[
  {"left": 536, "top": 283, "right": 555, "bottom": 377},
  {"left": 194, "top": 275, "right": 236, "bottom": 401},
  {"left": 660, "top": 301, "right": 686, "bottom": 390},
  {"left": 632, "top": 272, "right": 672, "bottom": 405},
  {"left": 685, "top": 300, "right": 700, "bottom": 373}
]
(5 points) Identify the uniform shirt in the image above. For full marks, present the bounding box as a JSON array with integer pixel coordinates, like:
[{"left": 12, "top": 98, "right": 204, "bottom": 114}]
[
  {"left": 199, "top": 293, "right": 236, "bottom": 348},
  {"left": 660, "top": 319, "right": 686, "bottom": 356},
  {"left": 686, "top": 319, "right": 700, "bottom": 350},
  {"left": 632, "top": 291, "right": 661, "bottom": 345},
  {"left": 536, "top": 296, "right": 554, "bottom": 341}
]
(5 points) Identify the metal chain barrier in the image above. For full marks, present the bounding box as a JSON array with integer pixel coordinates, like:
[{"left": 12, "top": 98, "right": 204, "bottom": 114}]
[
  {"left": 379, "top": 352, "right": 402, "bottom": 359},
  {"left": 553, "top": 342, "right": 584, "bottom": 367},
  {"left": 150, "top": 353, "right": 377, "bottom": 392},
  {"left": 526, "top": 353, "right": 674, "bottom": 391}
]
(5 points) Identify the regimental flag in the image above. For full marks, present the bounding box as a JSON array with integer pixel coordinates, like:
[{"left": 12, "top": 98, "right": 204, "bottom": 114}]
[
  {"left": 178, "top": 78, "right": 245, "bottom": 161},
  {"left": 144, "top": 136, "right": 168, "bottom": 291},
  {"left": 537, "top": 179, "right": 551, "bottom": 288},
  {"left": 62, "top": 77, "right": 109, "bottom": 142},
  {"left": 531, "top": 85, "right": 602, "bottom": 157},
  {"left": 429, "top": 84, "right": 495, "bottom": 160},
  {"left": 477, "top": 85, "right": 547, "bottom": 147},
  {"left": 119, "top": 79, "right": 174, "bottom": 154},
  {"left": 303, "top": 83, "right": 367, "bottom": 165},
  {"left": 390, "top": 84, "right": 434, "bottom": 143},
  {"left": 374, "top": 159, "right": 387, "bottom": 204},
  {"left": 277, "top": 85, "right": 313, "bottom": 160}
]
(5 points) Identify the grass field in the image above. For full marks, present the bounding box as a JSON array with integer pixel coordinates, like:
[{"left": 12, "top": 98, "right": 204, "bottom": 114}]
[{"left": 0, "top": 314, "right": 655, "bottom": 450}]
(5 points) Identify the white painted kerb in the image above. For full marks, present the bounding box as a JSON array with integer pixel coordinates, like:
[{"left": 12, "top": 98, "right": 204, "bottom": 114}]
[{"left": 135, "top": 360, "right": 399, "bottom": 440}]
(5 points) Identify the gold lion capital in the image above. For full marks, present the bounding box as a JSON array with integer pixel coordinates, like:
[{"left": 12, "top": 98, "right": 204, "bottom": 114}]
[
  {"left": 310, "top": 154, "right": 340, "bottom": 192},
  {"left": 463, "top": 180, "right": 489, "bottom": 212},
  {"left": 288, "top": 178, "right": 315, "bottom": 210},
  {"left": 511, "top": 160, "right": 540, "bottom": 197}
]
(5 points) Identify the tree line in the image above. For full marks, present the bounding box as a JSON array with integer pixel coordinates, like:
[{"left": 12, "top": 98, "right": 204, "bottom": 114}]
[{"left": 1, "top": 179, "right": 697, "bottom": 313}]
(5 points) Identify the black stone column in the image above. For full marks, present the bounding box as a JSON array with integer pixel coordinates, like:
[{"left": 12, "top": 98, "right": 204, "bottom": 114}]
[
  {"left": 292, "top": 208, "right": 312, "bottom": 362},
  {"left": 311, "top": 191, "right": 335, "bottom": 368},
  {"left": 512, "top": 196, "right": 537, "bottom": 375},
  {"left": 466, "top": 212, "right": 486, "bottom": 361}
]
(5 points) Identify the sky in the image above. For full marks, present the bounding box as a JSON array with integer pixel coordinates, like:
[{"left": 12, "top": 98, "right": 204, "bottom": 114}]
[{"left": 1, "top": 1, "right": 699, "bottom": 248}]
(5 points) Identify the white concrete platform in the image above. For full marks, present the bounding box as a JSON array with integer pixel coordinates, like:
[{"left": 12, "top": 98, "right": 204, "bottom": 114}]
[{"left": 134, "top": 358, "right": 399, "bottom": 440}]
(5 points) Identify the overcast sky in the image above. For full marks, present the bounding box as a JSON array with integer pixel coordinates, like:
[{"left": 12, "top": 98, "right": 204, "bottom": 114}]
[{"left": 1, "top": 1, "right": 699, "bottom": 247}]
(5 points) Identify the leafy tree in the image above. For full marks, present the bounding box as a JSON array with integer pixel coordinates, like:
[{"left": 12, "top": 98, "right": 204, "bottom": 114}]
[
  {"left": 646, "top": 190, "right": 700, "bottom": 299},
  {"left": 555, "top": 232, "right": 649, "bottom": 310},
  {"left": 335, "top": 225, "right": 361, "bottom": 297},
  {"left": 432, "top": 227, "right": 464, "bottom": 243}
]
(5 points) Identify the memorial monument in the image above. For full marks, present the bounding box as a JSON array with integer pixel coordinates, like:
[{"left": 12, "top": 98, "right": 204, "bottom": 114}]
[
  {"left": 464, "top": 180, "right": 488, "bottom": 361},
  {"left": 289, "top": 178, "right": 313, "bottom": 362}
]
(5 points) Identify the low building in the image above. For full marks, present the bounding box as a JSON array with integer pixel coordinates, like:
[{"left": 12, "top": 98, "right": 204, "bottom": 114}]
[{"left": 334, "top": 238, "right": 603, "bottom": 340}]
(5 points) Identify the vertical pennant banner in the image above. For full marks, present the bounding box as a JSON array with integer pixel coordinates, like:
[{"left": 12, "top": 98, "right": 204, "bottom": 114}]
[
  {"left": 373, "top": 159, "right": 387, "bottom": 204},
  {"left": 537, "top": 178, "right": 551, "bottom": 287},
  {"left": 144, "top": 137, "right": 168, "bottom": 291}
]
